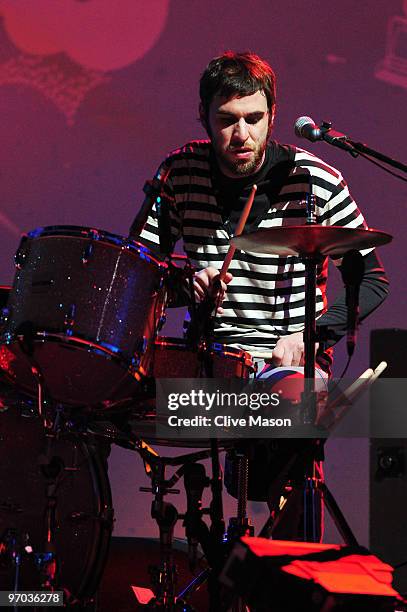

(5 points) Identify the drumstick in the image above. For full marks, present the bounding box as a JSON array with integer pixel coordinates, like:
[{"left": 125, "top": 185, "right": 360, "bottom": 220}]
[
  {"left": 339, "top": 367, "right": 374, "bottom": 404},
  {"left": 219, "top": 184, "right": 257, "bottom": 282},
  {"left": 368, "top": 360, "right": 387, "bottom": 384},
  {"left": 316, "top": 368, "right": 373, "bottom": 428},
  {"left": 336, "top": 361, "right": 387, "bottom": 406},
  {"left": 318, "top": 363, "right": 387, "bottom": 429}
]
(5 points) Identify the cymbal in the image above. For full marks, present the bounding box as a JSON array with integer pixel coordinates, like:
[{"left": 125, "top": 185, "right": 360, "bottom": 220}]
[{"left": 231, "top": 225, "right": 392, "bottom": 257}]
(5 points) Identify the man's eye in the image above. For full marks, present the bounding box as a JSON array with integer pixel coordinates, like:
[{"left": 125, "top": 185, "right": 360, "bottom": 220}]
[
  {"left": 246, "top": 115, "right": 263, "bottom": 124},
  {"left": 218, "top": 117, "right": 236, "bottom": 127}
]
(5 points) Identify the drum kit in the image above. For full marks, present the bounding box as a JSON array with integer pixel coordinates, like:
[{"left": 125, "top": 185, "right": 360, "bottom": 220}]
[{"left": 0, "top": 210, "right": 392, "bottom": 610}]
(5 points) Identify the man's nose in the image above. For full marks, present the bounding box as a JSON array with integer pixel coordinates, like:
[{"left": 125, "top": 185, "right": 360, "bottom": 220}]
[{"left": 232, "top": 118, "right": 249, "bottom": 141}]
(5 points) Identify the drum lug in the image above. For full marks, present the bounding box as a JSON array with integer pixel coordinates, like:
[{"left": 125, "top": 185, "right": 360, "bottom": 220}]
[
  {"left": 99, "top": 505, "right": 114, "bottom": 528},
  {"left": 131, "top": 336, "right": 148, "bottom": 367},
  {"left": 0, "top": 306, "right": 10, "bottom": 326},
  {"left": 82, "top": 229, "right": 99, "bottom": 264},
  {"left": 64, "top": 303, "right": 76, "bottom": 334},
  {"left": 158, "top": 314, "right": 167, "bottom": 330},
  {"left": 131, "top": 355, "right": 141, "bottom": 369},
  {"left": 14, "top": 235, "right": 29, "bottom": 269},
  {"left": 141, "top": 336, "right": 148, "bottom": 354}
]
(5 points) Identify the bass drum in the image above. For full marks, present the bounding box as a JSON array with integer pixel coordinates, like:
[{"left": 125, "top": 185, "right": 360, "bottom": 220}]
[{"left": 0, "top": 393, "right": 113, "bottom": 606}]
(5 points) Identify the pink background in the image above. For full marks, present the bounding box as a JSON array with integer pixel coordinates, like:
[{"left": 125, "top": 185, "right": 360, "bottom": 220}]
[{"left": 1, "top": 1, "right": 406, "bottom": 545}]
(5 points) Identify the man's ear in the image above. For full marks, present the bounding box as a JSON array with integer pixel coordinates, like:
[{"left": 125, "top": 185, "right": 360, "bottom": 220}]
[
  {"left": 199, "top": 102, "right": 210, "bottom": 135},
  {"left": 268, "top": 105, "right": 276, "bottom": 136}
]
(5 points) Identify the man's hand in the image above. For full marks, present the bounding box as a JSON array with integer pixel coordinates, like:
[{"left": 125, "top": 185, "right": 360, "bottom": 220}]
[
  {"left": 272, "top": 331, "right": 319, "bottom": 367},
  {"left": 193, "top": 266, "right": 233, "bottom": 314}
]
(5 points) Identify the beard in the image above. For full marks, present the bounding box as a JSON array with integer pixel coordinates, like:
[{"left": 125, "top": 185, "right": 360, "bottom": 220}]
[{"left": 215, "top": 137, "right": 267, "bottom": 177}]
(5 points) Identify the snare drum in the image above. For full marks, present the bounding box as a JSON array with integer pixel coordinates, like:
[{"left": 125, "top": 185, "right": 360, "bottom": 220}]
[
  {"left": 1, "top": 226, "right": 167, "bottom": 406},
  {"left": 153, "top": 336, "right": 255, "bottom": 379}
]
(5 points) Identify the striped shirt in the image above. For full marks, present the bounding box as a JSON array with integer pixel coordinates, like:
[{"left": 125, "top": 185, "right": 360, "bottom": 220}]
[{"left": 139, "top": 139, "right": 369, "bottom": 357}]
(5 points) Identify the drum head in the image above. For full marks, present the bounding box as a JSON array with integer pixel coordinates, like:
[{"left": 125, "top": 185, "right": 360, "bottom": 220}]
[{"left": 0, "top": 391, "right": 113, "bottom": 603}]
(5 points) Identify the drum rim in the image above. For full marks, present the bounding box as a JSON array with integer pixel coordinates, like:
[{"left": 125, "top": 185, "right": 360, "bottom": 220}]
[
  {"left": 3, "top": 331, "right": 148, "bottom": 375},
  {"left": 0, "top": 332, "right": 147, "bottom": 407},
  {"left": 24, "top": 225, "right": 167, "bottom": 268},
  {"left": 155, "top": 336, "right": 254, "bottom": 367}
]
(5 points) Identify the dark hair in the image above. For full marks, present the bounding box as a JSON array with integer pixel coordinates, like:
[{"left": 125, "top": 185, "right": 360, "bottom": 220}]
[{"left": 199, "top": 51, "right": 276, "bottom": 122}]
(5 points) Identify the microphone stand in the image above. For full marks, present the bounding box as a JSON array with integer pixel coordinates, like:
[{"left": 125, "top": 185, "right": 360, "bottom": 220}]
[{"left": 318, "top": 121, "right": 407, "bottom": 174}]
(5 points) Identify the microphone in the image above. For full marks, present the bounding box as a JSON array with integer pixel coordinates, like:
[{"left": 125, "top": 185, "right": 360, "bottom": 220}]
[
  {"left": 294, "top": 116, "right": 358, "bottom": 156},
  {"left": 340, "top": 249, "right": 365, "bottom": 357},
  {"left": 294, "top": 116, "right": 322, "bottom": 142},
  {"left": 129, "top": 160, "right": 171, "bottom": 239}
]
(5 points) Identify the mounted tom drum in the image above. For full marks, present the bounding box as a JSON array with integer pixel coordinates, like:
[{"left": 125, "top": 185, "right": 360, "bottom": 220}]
[{"left": 0, "top": 226, "right": 167, "bottom": 406}]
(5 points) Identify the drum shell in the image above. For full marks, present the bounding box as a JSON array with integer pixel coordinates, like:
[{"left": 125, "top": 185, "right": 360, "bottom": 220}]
[{"left": 153, "top": 337, "right": 254, "bottom": 379}]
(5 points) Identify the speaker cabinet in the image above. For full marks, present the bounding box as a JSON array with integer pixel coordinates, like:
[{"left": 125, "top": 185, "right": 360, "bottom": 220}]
[{"left": 369, "top": 329, "right": 407, "bottom": 595}]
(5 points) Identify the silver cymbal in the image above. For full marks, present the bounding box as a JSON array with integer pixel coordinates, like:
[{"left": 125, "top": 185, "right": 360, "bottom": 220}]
[{"left": 231, "top": 225, "right": 392, "bottom": 257}]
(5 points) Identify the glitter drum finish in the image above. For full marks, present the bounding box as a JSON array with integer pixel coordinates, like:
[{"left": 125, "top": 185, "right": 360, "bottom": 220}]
[
  {"left": 153, "top": 336, "right": 255, "bottom": 379},
  {"left": 1, "top": 225, "right": 167, "bottom": 407}
]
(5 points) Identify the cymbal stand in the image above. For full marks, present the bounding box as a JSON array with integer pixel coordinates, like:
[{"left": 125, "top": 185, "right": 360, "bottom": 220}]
[
  {"left": 300, "top": 193, "right": 325, "bottom": 542},
  {"left": 258, "top": 439, "right": 358, "bottom": 546},
  {"left": 301, "top": 193, "right": 321, "bottom": 425}
]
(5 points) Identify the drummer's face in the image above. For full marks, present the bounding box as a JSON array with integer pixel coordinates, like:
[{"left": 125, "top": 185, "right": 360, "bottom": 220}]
[{"left": 206, "top": 90, "right": 272, "bottom": 178}]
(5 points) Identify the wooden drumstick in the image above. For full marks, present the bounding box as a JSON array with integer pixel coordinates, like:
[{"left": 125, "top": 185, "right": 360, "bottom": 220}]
[
  {"left": 318, "top": 362, "right": 388, "bottom": 430},
  {"left": 219, "top": 184, "right": 257, "bottom": 282},
  {"left": 369, "top": 360, "right": 387, "bottom": 384}
]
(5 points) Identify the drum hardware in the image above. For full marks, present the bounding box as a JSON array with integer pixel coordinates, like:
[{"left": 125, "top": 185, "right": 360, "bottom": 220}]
[
  {"left": 173, "top": 444, "right": 255, "bottom": 612},
  {"left": 9, "top": 320, "right": 54, "bottom": 429},
  {"left": 82, "top": 228, "right": 100, "bottom": 265},
  {"left": 14, "top": 235, "right": 29, "bottom": 270},
  {"left": 63, "top": 303, "right": 76, "bottom": 335},
  {"left": 129, "top": 159, "right": 172, "bottom": 248},
  {"left": 226, "top": 448, "right": 253, "bottom": 542},
  {"left": 252, "top": 438, "right": 358, "bottom": 547},
  {"left": 88, "top": 417, "right": 254, "bottom": 610}
]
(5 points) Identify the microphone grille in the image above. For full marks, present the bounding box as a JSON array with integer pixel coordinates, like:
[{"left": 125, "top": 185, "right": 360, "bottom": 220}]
[{"left": 294, "top": 116, "right": 315, "bottom": 138}]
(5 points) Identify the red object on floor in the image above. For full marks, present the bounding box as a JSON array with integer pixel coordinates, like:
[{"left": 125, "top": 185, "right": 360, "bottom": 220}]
[
  {"left": 221, "top": 537, "right": 404, "bottom": 611},
  {"left": 131, "top": 586, "right": 155, "bottom": 605},
  {"left": 241, "top": 538, "right": 399, "bottom": 597}
]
